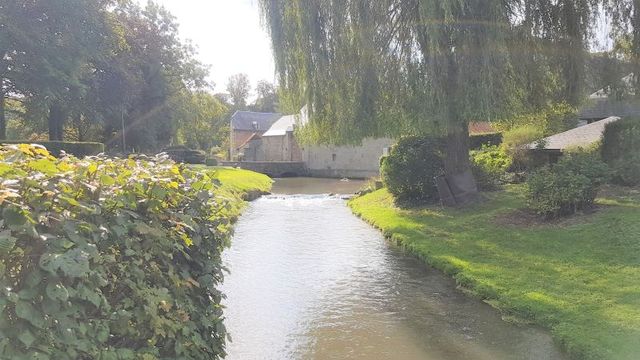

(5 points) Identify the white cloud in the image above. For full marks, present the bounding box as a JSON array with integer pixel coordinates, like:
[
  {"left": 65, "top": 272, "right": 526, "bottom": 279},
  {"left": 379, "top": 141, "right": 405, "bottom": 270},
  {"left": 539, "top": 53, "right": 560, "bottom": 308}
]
[{"left": 143, "top": 0, "right": 276, "bottom": 93}]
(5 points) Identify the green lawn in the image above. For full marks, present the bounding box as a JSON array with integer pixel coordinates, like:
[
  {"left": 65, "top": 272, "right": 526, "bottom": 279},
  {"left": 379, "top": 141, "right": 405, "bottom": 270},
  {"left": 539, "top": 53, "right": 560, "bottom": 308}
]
[
  {"left": 191, "top": 165, "right": 273, "bottom": 196},
  {"left": 349, "top": 186, "right": 640, "bottom": 360}
]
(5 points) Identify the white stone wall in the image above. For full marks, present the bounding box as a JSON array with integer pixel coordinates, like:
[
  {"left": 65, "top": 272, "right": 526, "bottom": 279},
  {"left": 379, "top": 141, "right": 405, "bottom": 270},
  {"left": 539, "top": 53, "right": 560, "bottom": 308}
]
[{"left": 302, "top": 138, "right": 395, "bottom": 179}]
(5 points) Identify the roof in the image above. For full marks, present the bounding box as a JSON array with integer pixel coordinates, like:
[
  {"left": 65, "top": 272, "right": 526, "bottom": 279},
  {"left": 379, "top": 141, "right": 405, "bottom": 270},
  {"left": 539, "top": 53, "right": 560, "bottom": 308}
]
[
  {"left": 237, "top": 133, "right": 262, "bottom": 150},
  {"left": 589, "top": 73, "right": 635, "bottom": 99},
  {"left": 263, "top": 114, "right": 296, "bottom": 137},
  {"left": 231, "top": 111, "right": 281, "bottom": 131},
  {"left": 528, "top": 116, "right": 621, "bottom": 151},
  {"left": 469, "top": 122, "right": 496, "bottom": 135}
]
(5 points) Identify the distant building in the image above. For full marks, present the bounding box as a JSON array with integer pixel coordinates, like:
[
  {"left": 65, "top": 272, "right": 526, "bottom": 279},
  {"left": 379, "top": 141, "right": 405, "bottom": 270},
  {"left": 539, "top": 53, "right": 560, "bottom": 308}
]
[
  {"left": 229, "top": 111, "right": 281, "bottom": 160},
  {"left": 579, "top": 74, "right": 640, "bottom": 123},
  {"left": 528, "top": 116, "right": 621, "bottom": 162}
]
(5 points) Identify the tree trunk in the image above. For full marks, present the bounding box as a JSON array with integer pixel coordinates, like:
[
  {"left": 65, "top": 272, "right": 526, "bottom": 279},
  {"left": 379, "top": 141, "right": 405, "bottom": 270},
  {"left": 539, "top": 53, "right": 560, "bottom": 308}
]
[
  {"left": 48, "top": 103, "right": 65, "bottom": 141},
  {"left": 0, "top": 80, "right": 6, "bottom": 140},
  {"left": 441, "top": 50, "right": 478, "bottom": 205},
  {"left": 562, "top": 0, "right": 584, "bottom": 107}
]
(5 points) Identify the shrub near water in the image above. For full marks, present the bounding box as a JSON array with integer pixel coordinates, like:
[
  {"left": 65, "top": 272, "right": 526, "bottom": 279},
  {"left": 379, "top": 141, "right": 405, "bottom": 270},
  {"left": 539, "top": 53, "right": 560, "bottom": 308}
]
[
  {"left": 380, "top": 136, "right": 444, "bottom": 205},
  {"left": 0, "top": 145, "right": 232, "bottom": 359},
  {"left": 526, "top": 152, "right": 609, "bottom": 218}
]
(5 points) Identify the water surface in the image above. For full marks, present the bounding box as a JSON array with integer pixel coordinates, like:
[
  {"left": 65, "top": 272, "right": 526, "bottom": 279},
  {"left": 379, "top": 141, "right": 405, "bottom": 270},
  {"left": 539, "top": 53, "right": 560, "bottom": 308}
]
[{"left": 221, "top": 179, "right": 566, "bottom": 360}]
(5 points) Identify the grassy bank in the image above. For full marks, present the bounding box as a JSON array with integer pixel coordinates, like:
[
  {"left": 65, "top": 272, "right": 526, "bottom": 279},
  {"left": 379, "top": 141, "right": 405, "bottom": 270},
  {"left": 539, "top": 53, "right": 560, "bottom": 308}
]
[
  {"left": 192, "top": 165, "right": 273, "bottom": 200},
  {"left": 349, "top": 186, "right": 640, "bottom": 360}
]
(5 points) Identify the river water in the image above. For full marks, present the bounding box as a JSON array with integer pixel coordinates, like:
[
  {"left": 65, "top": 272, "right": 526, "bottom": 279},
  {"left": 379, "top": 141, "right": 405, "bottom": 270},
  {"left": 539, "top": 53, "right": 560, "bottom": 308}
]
[{"left": 221, "top": 178, "right": 566, "bottom": 360}]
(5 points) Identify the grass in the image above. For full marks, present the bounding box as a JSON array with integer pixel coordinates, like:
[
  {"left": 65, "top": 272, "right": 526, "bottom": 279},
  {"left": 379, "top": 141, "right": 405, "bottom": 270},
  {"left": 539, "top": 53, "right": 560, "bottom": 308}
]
[
  {"left": 191, "top": 165, "right": 273, "bottom": 196},
  {"left": 349, "top": 185, "right": 640, "bottom": 360}
]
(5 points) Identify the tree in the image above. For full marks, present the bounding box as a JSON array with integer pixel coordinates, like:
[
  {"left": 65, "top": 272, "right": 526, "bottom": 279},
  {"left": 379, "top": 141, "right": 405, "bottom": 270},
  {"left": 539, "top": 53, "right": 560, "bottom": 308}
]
[
  {"left": 226, "top": 73, "right": 251, "bottom": 109},
  {"left": 0, "top": 0, "right": 112, "bottom": 140},
  {"left": 251, "top": 80, "right": 278, "bottom": 112},
  {"left": 259, "top": 0, "right": 601, "bottom": 204},
  {"left": 173, "top": 90, "right": 229, "bottom": 150}
]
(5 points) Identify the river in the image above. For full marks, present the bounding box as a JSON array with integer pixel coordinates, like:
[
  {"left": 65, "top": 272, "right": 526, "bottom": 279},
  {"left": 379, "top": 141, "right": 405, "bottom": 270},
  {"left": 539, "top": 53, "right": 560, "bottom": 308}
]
[{"left": 221, "top": 178, "right": 566, "bottom": 360}]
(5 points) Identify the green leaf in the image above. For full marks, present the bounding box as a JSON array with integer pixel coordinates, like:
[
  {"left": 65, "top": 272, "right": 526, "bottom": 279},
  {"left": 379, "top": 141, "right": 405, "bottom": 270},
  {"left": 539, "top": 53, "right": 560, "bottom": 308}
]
[
  {"left": 100, "top": 174, "right": 116, "bottom": 186},
  {"left": 2, "top": 207, "right": 27, "bottom": 227},
  {"left": 27, "top": 159, "right": 58, "bottom": 175},
  {"left": 15, "top": 301, "right": 45, "bottom": 328},
  {"left": 18, "top": 330, "right": 36, "bottom": 349},
  {"left": 0, "top": 230, "right": 17, "bottom": 255},
  {"left": 46, "top": 283, "right": 69, "bottom": 302}
]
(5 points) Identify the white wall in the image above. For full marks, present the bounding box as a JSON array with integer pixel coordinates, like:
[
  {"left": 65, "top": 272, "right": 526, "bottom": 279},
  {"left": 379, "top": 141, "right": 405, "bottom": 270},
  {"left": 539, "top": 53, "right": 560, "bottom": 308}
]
[{"left": 302, "top": 138, "right": 394, "bottom": 179}]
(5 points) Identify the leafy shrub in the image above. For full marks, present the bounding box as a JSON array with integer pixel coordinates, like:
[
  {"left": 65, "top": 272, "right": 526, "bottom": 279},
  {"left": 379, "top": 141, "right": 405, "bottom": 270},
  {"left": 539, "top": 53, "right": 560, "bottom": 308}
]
[
  {"left": 612, "top": 153, "right": 640, "bottom": 186},
  {"left": 206, "top": 158, "right": 219, "bottom": 166},
  {"left": 601, "top": 117, "right": 640, "bottom": 185},
  {"left": 526, "top": 152, "right": 609, "bottom": 218},
  {"left": 0, "top": 144, "right": 232, "bottom": 359},
  {"left": 470, "top": 145, "right": 512, "bottom": 190},
  {"left": 381, "top": 136, "right": 444, "bottom": 205},
  {"left": 162, "top": 145, "right": 206, "bottom": 164},
  {"left": 501, "top": 125, "right": 544, "bottom": 170},
  {"left": 0, "top": 141, "right": 104, "bottom": 157},
  {"left": 469, "top": 132, "right": 503, "bottom": 150}
]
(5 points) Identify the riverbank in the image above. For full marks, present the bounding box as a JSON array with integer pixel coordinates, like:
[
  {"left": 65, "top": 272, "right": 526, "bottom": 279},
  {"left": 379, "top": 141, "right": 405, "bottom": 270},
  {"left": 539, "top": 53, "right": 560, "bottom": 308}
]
[
  {"left": 193, "top": 165, "right": 273, "bottom": 201},
  {"left": 348, "top": 185, "right": 640, "bottom": 360}
]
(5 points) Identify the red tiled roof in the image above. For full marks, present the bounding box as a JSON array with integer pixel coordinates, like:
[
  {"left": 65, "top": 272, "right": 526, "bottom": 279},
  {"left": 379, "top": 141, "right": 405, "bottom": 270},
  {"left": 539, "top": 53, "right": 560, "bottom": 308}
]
[{"left": 236, "top": 133, "right": 262, "bottom": 150}]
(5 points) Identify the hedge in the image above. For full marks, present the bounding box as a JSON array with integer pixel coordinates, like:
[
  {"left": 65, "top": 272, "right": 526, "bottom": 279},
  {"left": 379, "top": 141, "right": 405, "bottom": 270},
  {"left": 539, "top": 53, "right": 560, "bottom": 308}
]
[
  {"left": 0, "top": 144, "right": 230, "bottom": 359},
  {"left": 469, "top": 132, "right": 503, "bottom": 150},
  {"left": 0, "top": 141, "right": 104, "bottom": 158}
]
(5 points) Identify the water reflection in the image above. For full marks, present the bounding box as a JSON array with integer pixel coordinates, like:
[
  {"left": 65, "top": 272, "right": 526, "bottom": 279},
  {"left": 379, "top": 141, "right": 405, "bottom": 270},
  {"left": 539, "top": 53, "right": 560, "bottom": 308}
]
[{"left": 221, "top": 181, "right": 566, "bottom": 360}]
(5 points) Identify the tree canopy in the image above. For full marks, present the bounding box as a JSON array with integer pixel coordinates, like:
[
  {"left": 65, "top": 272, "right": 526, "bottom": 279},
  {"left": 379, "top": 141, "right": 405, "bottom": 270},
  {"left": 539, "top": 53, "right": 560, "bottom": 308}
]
[
  {"left": 0, "top": 0, "right": 226, "bottom": 153},
  {"left": 259, "top": 0, "right": 638, "bottom": 176}
]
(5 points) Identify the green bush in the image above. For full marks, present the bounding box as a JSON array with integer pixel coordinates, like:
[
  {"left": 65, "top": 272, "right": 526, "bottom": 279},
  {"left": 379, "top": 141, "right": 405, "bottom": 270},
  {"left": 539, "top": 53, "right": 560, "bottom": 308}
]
[
  {"left": 470, "top": 145, "right": 512, "bottom": 190},
  {"left": 380, "top": 136, "right": 444, "bottom": 205},
  {"left": 0, "top": 144, "right": 231, "bottom": 359},
  {"left": 162, "top": 145, "right": 206, "bottom": 164},
  {"left": 601, "top": 117, "right": 640, "bottom": 185},
  {"left": 0, "top": 141, "right": 104, "bottom": 158},
  {"left": 526, "top": 152, "right": 609, "bottom": 218},
  {"left": 469, "top": 132, "right": 503, "bottom": 150},
  {"left": 205, "top": 158, "right": 219, "bottom": 166},
  {"left": 612, "top": 153, "right": 640, "bottom": 186},
  {"left": 501, "top": 125, "right": 544, "bottom": 170}
]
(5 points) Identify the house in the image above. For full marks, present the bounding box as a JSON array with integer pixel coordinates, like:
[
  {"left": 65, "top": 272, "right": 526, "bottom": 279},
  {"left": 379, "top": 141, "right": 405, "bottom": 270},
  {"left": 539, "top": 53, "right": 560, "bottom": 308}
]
[
  {"left": 579, "top": 74, "right": 640, "bottom": 123},
  {"left": 229, "top": 111, "right": 281, "bottom": 160},
  {"left": 527, "top": 116, "right": 621, "bottom": 162}
]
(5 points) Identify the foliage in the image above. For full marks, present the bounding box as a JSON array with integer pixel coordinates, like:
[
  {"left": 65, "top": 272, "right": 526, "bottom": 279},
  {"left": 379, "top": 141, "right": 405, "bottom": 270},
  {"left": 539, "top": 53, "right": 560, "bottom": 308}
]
[
  {"left": 469, "top": 133, "right": 503, "bottom": 150},
  {"left": 601, "top": 117, "right": 640, "bottom": 186},
  {"left": 162, "top": 146, "right": 206, "bottom": 165},
  {"left": 173, "top": 91, "right": 229, "bottom": 151},
  {"left": 601, "top": 117, "right": 640, "bottom": 163},
  {"left": 380, "top": 136, "right": 444, "bottom": 205},
  {"left": 250, "top": 80, "right": 278, "bottom": 113},
  {"left": 611, "top": 154, "right": 640, "bottom": 186},
  {"left": 470, "top": 146, "right": 512, "bottom": 191},
  {"left": 0, "top": 144, "right": 242, "bottom": 359},
  {"left": 501, "top": 125, "right": 544, "bottom": 169},
  {"left": 350, "top": 185, "right": 640, "bottom": 360},
  {"left": 0, "top": 141, "right": 104, "bottom": 158},
  {"left": 226, "top": 73, "right": 251, "bottom": 110},
  {"left": 497, "top": 102, "right": 578, "bottom": 137},
  {"left": 0, "top": 1, "right": 212, "bottom": 152},
  {"left": 526, "top": 152, "right": 610, "bottom": 218}
]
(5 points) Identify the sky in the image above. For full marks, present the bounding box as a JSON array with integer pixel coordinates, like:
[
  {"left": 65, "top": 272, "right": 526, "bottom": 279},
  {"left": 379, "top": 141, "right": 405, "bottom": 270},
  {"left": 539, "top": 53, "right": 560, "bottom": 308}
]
[{"left": 147, "top": 0, "right": 276, "bottom": 94}]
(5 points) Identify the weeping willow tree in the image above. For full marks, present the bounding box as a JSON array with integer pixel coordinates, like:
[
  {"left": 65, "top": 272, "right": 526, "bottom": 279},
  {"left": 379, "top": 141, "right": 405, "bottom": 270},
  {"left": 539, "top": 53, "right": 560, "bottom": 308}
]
[
  {"left": 259, "top": 0, "right": 602, "bottom": 201},
  {"left": 605, "top": 0, "right": 640, "bottom": 96}
]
